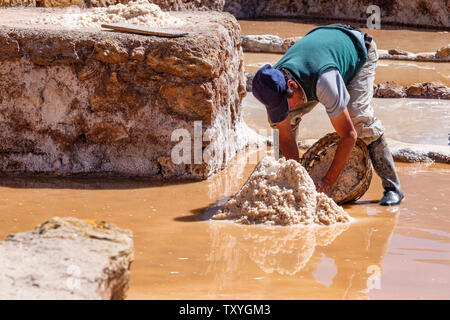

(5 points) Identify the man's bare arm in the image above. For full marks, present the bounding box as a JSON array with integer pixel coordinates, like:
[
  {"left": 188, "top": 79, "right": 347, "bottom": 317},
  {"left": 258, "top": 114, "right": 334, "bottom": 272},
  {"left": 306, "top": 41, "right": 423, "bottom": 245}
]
[
  {"left": 275, "top": 117, "right": 300, "bottom": 162},
  {"left": 320, "top": 108, "right": 357, "bottom": 192}
]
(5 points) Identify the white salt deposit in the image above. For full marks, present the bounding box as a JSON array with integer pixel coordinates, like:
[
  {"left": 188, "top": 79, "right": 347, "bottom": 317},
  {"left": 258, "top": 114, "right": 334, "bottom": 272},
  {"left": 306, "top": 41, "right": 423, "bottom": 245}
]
[
  {"left": 29, "top": 1, "right": 184, "bottom": 29},
  {"left": 212, "top": 157, "right": 352, "bottom": 226}
]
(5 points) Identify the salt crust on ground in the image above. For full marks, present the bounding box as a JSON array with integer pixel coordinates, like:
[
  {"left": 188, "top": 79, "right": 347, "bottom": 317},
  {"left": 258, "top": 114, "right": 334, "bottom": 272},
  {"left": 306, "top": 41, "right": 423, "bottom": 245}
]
[
  {"left": 29, "top": 1, "right": 184, "bottom": 29},
  {"left": 212, "top": 157, "right": 352, "bottom": 226}
]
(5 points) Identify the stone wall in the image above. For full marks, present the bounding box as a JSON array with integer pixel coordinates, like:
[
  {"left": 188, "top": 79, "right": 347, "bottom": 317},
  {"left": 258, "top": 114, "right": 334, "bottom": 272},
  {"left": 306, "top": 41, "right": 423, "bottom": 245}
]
[
  {"left": 221, "top": 0, "right": 449, "bottom": 28},
  {"left": 0, "top": 0, "right": 35, "bottom": 6},
  {"left": 0, "top": 12, "right": 256, "bottom": 179},
  {"left": 0, "top": 217, "right": 134, "bottom": 299}
]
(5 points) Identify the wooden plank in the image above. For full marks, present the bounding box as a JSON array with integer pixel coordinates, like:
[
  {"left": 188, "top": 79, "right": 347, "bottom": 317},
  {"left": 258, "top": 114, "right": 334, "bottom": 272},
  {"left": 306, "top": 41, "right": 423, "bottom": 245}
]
[{"left": 101, "top": 23, "right": 188, "bottom": 38}]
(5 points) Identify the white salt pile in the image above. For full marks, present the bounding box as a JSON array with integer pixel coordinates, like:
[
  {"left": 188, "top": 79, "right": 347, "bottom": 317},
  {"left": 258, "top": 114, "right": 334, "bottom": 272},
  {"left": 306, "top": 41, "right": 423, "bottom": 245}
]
[
  {"left": 29, "top": 1, "right": 184, "bottom": 29},
  {"left": 212, "top": 156, "right": 352, "bottom": 226}
]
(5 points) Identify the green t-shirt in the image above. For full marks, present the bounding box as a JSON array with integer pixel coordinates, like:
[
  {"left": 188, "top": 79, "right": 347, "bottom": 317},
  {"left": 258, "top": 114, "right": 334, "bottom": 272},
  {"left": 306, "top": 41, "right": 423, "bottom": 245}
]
[{"left": 273, "top": 25, "right": 367, "bottom": 101}]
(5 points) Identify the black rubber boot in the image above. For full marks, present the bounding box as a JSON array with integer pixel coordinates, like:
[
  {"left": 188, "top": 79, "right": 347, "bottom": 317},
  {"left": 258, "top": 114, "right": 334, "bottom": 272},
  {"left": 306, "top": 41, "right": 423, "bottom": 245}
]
[
  {"left": 367, "top": 135, "right": 404, "bottom": 206},
  {"left": 379, "top": 189, "right": 404, "bottom": 206}
]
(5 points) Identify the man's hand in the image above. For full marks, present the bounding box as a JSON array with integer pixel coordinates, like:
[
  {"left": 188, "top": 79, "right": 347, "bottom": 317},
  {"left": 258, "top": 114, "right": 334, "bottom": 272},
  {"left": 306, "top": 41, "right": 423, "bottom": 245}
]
[
  {"left": 315, "top": 179, "right": 332, "bottom": 195},
  {"left": 275, "top": 117, "right": 300, "bottom": 162}
]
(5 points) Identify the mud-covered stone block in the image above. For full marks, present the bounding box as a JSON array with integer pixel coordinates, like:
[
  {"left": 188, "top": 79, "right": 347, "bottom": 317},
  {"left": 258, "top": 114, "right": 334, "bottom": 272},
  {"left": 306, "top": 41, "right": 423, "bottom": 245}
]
[
  {"left": 41, "top": 0, "right": 83, "bottom": 7},
  {"left": 0, "top": 217, "right": 134, "bottom": 300},
  {"left": 0, "top": 11, "right": 257, "bottom": 179},
  {"left": 0, "top": 0, "right": 36, "bottom": 7}
]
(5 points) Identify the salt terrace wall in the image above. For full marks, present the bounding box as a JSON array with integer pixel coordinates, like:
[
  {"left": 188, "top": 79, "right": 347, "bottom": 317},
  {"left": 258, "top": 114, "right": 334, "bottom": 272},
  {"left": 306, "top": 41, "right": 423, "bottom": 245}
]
[
  {"left": 221, "top": 0, "right": 449, "bottom": 28},
  {"left": 0, "top": 12, "right": 253, "bottom": 179},
  {"left": 164, "top": 0, "right": 449, "bottom": 28}
]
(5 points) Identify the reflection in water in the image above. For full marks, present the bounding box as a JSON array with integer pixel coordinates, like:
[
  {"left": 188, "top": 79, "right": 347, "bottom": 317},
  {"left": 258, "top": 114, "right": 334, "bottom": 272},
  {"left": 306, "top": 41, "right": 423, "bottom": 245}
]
[
  {"left": 204, "top": 193, "right": 399, "bottom": 299},
  {"left": 206, "top": 222, "right": 350, "bottom": 294},
  {"left": 313, "top": 254, "right": 337, "bottom": 288},
  {"left": 326, "top": 209, "right": 398, "bottom": 299}
]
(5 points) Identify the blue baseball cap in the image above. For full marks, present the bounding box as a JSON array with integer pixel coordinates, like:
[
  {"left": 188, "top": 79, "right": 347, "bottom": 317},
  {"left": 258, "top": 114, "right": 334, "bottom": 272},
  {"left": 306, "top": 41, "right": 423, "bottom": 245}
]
[{"left": 252, "top": 64, "right": 289, "bottom": 123}]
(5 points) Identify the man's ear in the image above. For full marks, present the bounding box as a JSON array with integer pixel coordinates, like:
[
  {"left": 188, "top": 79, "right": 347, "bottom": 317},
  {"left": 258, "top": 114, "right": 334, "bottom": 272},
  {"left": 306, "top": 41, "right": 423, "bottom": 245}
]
[{"left": 287, "top": 79, "right": 298, "bottom": 90}]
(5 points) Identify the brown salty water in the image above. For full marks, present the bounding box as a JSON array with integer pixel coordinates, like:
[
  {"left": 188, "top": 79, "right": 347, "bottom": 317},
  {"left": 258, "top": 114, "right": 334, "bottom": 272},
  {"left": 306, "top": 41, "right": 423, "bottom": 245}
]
[
  {"left": 244, "top": 53, "right": 450, "bottom": 86},
  {"left": 0, "top": 151, "right": 449, "bottom": 299},
  {"left": 1, "top": 96, "right": 449, "bottom": 299},
  {"left": 239, "top": 20, "right": 450, "bottom": 52},
  {"left": 242, "top": 94, "right": 450, "bottom": 146}
]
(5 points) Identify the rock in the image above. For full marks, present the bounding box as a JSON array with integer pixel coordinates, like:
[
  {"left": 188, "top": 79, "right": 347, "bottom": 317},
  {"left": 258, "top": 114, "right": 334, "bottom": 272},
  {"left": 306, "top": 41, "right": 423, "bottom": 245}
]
[
  {"left": 41, "top": 0, "right": 83, "bottom": 7},
  {"left": 406, "top": 82, "right": 450, "bottom": 99},
  {"left": 0, "top": 217, "right": 134, "bottom": 300},
  {"left": 241, "top": 35, "right": 301, "bottom": 53},
  {"left": 373, "top": 82, "right": 406, "bottom": 98},
  {"left": 130, "top": 46, "right": 146, "bottom": 62},
  {"left": 159, "top": 83, "right": 214, "bottom": 123},
  {"left": 282, "top": 36, "right": 301, "bottom": 51},
  {"left": 373, "top": 81, "right": 450, "bottom": 99},
  {"left": 422, "top": 82, "right": 450, "bottom": 99},
  {"left": 85, "top": 0, "right": 118, "bottom": 6},
  {"left": 386, "top": 139, "right": 450, "bottom": 164},
  {"left": 0, "top": 0, "right": 35, "bottom": 6},
  {"left": 145, "top": 43, "right": 219, "bottom": 79},
  {"left": 415, "top": 52, "right": 436, "bottom": 60},
  {"left": 241, "top": 34, "right": 286, "bottom": 53},
  {"left": 0, "top": 11, "right": 258, "bottom": 179},
  {"left": 373, "top": 49, "right": 449, "bottom": 62},
  {"left": 388, "top": 49, "right": 410, "bottom": 56},
  {"left": 406, "top": 83, "right": 424, "bottom": 96},
  {"left": 94, "top": 40, "right": 129, "bottom": 64},
  {"left": 0, "top": 35, "right": 20, "bottom": 61},
  {"left": 85, "top": 121, "right": 129, "bottom": 143},
  {"left": 77, "top": 60, "right": 102, "bottom": 80},
  {"left": 245, "top": 72, "right": 255, "bottom": 92},
  {"left": 22, "top": 38, "right": 80, "bottom": 66},
  {"left": 436, "top": 44, "right": 450, "bottom": 58}
]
